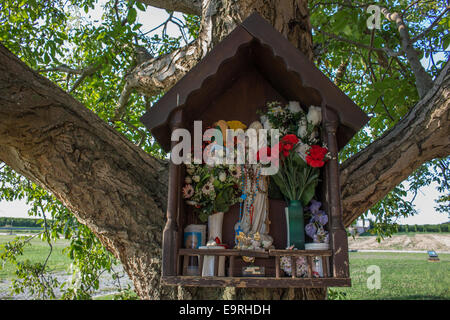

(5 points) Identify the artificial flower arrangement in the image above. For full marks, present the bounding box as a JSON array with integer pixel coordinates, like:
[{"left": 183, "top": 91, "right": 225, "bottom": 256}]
[
  {"left": 258, "top": 101, "right": 329, "bottom": 206},
  {"left": 182, "top": 121, "right": 245, "bottom": 223},
  {"left": 305, "top": 200, "right": 329, "bottom": 243},
  {"left": 258, "top": 101, "right": 330, "bottom": 250}
]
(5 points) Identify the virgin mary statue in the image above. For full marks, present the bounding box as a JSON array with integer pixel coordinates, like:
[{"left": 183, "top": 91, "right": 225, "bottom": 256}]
[{"left": 234, "top": 121, "right": 273, "bottom": 249}]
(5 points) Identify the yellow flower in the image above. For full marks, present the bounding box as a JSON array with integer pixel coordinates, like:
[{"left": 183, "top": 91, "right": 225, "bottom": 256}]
[{"left": 227, "top": 120, "right": 247, "bottom": 130}]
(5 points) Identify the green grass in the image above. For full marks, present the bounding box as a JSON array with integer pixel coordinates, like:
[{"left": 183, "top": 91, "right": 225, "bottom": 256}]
[
  {"left": 0, "top": 234, "right": 71, "bottom": 279},
  {"left": 330, "top": 252, "right": 450, "bottom": 300}
]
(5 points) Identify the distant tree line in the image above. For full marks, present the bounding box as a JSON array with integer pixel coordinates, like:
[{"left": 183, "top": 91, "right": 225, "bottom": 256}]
[
  {"left": 0, "top": 217, "right": 44, "bottom": 228},
  {"left": 396, "top": 222, "right": 449, "bottom": 233}
]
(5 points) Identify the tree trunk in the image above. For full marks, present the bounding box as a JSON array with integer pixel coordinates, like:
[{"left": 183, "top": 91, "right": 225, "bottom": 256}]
[{"left": 0, "top": 0, "right": 448, "bottom": 300}]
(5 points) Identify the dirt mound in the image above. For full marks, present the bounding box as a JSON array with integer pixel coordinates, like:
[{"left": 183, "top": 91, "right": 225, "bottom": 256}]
[{"left": 348, "top": 233, "right": 450, "bottom": 252}]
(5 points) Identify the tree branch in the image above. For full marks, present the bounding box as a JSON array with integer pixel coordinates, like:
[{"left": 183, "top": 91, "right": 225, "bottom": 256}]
[
  {"left": 137, "top": 0, "right": 202, "bottom": 16},
  {"left": 411, "top": 6, "right": 449, "bottom": 43},
  {"left": 69, "top": 63, "right": 102, "bottom": 93},
  {"left": 380, "top": 7, "right": 434, "bottom": 97},
  {"left": 316, "top": 29, "right": 403, "bottom": 57},
  {"left": 113, "top": 39, "right": 202, "bottom": 120},
  {"left": 37, "top": 65, "right": 84, "bottom": 75},
  {"left": 340, "top": 60, "right": 450, "bottom": 227}
]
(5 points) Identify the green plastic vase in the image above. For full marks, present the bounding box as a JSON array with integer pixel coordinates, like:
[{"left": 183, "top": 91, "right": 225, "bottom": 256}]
[{"left": 288, "top": 200, "right": 305, "bottom": 250}]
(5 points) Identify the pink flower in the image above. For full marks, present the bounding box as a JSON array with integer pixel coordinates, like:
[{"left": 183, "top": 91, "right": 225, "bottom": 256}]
[{"left": 182, "top": 184, "right": 194, "bottom": 199}]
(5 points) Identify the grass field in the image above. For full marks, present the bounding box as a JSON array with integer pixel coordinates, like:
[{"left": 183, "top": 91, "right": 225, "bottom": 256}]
[
  {"left": 1, "top": 234, "right": 449, "bottom": 300},
  {"left": 330, "top": 252, "right": 450, "bottom": 300},
  {"left": 0, "top": 235, "right": 71, "bottom": 279}
]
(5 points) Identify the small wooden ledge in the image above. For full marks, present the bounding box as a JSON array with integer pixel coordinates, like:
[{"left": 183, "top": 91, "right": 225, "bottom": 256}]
[
  {"left": 161, "top": 276, "right": 351, "bottom": 288},
  {"left": 179, "top": 248, "right": 269, "bottom": 258},
  {"left": 178, "top": 248, "right": 332, "bottom": 257}
]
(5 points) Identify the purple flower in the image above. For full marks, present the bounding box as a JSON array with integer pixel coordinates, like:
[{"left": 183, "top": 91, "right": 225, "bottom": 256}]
[
  {"left": 305, "top": 223, "right": 317, "bottom": 238},
  {"left": 307, "top": 200, "right": 322, "bottom": 215},
  {"left": 317, "top": 213, "right": 328, "bottom": 226}
]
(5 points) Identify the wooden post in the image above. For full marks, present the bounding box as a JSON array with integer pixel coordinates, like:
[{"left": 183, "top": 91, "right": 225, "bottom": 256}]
[
  {"left": 291, "top": 256, "right": 296, "bottom": 278},
  {"left": 307, "top": 256, "right": 313, "bottom": 278},
  {"left": 229, "top": 256, "right": 235, "bottom": 277},
  {"left": 323, "top": 106, "right": 350, "bottom": 278},
  {"left": 182, "top": 255, "right": 188, "bottom": 276},
  {"left": 275, "top": 255, "right": 280, "bottom": 278},
  {"left": 214, "top": 256, "right": 219, "bottom": 277},
  {"left": 162, "top": 110, "right": 183, "bottom": 277},
  {"left": 322, "top": 256, "right": 328, "bottom": 278}
]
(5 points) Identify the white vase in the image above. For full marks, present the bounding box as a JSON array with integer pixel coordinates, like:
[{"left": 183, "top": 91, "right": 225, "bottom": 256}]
[
  {"left": 202, "top": 212, "right": 225, "bottom": 277},
  {"left": 208, "top": 212, "right": 224, "bottom": 243}
]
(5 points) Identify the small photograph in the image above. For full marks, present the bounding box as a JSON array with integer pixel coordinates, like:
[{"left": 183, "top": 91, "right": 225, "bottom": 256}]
[{"left": 184, "top": 231, "right": 202, "bottom": 249}]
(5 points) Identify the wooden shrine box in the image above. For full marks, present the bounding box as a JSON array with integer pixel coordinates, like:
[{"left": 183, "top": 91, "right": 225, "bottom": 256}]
[{"left": 140, "top": 13, "right": 369, "bottom": 288}]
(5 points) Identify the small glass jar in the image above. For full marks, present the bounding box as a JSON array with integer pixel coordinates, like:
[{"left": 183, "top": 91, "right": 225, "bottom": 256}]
[
  {"left": 183, "top": 225, "right": 206, "bottom": 276},
  {"left": 305, "top": 243, "right": 329, "bottom": 278}
]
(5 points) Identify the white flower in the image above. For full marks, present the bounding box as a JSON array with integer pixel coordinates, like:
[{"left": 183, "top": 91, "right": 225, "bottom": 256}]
[
  {"left": 192, "top": 175, "right": 200, "bottom": 183},
  {"left": 185, "top": 176, "right": 192, "bottom": 184},
  {"left": 218, "top": 172, "right": 226, "bottom": 182},
  {"left": 295, "top": 142, "right": 310, "bottom": 161},
  {"left": 202, "top": 182, "right": 214, "bottom": 195},
  {"left": 288, "top": 101, "right": 301, "bottom": 113},
  {"left": 297, "top": 118, "right": 308, "bottom": 138},
  {"left": 260, "top": 115, "right": 268, "bottom": 124},
  {"left": 307, "top": 106, "right": 322, "bottom": 126},
  {"left": 271, "top": 106, "right": 284, "bottom": 116},
  {"left": 263, "top": 120, "right": 272, "bottom": 130}
]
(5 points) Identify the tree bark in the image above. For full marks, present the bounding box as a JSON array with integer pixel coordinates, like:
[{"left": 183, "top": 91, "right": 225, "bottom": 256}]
[{"left": 0, "top": 0, "right": 448, "bottom": 300}]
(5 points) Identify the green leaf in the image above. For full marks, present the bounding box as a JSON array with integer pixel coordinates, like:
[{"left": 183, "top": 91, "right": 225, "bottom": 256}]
[
  {"left": 127, "top": 8, "right": 137, "bottom": 24},
  {"left": 136, "top": 2, "right": 146, "bottom": 11}
]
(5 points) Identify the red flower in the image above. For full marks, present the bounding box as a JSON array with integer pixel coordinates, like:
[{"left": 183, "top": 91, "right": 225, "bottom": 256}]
[
  {"left": 281, "top": 134, "right": 299, "bottom": 145},
  {"left": 306, "top": 145, "right": 328, "bottom": 168},
  {"left": 276, "top": 134, "right": 300, "bottom": 157},
  {"left": 310, "top": 145, "right": 328, "bottom": 158}
]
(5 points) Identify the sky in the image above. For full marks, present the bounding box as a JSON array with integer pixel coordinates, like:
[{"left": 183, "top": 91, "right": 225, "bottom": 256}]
[{"left": 0, "top": 3, "right": 448, "bottom": 226}]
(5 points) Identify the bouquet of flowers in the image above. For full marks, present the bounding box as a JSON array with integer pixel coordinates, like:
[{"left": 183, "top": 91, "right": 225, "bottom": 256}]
[
  {"left": 259, "top": 101, "right": 329, "bottom": 205},
  {"left": 305, "top": 200, "right": 329, "bottom": 243},
  {"left": 182, "top": 121, "right": 245, "bottom": 222},
  {"left": 259, "top": 101, "right": 321, "bottom": 146},
  {"left": 280, "top": 254, "right": 308, "bottom": 277}
]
